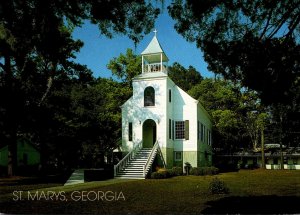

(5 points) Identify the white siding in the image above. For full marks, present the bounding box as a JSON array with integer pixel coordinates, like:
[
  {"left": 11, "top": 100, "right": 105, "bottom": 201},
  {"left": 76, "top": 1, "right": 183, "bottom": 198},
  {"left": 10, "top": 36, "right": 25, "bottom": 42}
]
[
  {"left": 121, "top": 73, "right": 213, "bottom": 167},
  {"left": 172, "top": 86, "right": 198, "bottom": 151}
]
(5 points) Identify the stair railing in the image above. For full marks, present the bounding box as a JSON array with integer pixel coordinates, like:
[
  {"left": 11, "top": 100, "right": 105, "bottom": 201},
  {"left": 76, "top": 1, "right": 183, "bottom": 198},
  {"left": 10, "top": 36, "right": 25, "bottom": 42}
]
[
  {"left": 143, "top": 140, "right": 159, "bottom": 178},
  {"left": 114, "top": 141, "right": 142, "bottom": 176},
  {"left": 157, "top": 143, "right": 166, "bottom": 168}
]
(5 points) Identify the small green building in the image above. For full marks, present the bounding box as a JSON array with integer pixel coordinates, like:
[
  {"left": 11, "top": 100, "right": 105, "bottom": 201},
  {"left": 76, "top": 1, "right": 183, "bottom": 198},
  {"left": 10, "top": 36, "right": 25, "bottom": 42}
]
[{"left": 0, "top": 139, "right": 40, "bottom": 167}]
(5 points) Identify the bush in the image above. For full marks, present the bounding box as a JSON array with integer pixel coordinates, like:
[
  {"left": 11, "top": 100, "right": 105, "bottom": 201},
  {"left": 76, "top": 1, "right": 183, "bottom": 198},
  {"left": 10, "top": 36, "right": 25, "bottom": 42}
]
[
  {"left": 203, "top": 167, "right": 219, "bottom": 175},
  {"left": 172, "top": 166, "right": 183, "bottom": 176},
  {"left": 151, "top": 167, "right": 183, "bottom": 179},
  {"left": 157, "top": 168, "right": 169, "bottom": 177},
  {"left": 211, "top": 167, "right": 219, "bottom": 175},
  {"left": 151, "top": 172, "right": 165, "bottom": 179},
  {"left": 166, "top": 169, "right": 175, "bottom": 177},
  {"left": 190, "top": 167, "right": 219, "bottom": 176},
  {"left": 209, "top": 177, "right": 229, "bottom": 194},
  {"left": 190, "top": 167, "right": 204, "bottom": 176},
  {"left": 151, "top": 168, "right": 173, "bottom": 179}
]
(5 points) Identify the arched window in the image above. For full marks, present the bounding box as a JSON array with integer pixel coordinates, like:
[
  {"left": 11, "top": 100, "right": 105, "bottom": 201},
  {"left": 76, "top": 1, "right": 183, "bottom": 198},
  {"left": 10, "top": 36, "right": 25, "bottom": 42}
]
[{"left": 144, "top": 86, "right": 155, "bottom": 106}]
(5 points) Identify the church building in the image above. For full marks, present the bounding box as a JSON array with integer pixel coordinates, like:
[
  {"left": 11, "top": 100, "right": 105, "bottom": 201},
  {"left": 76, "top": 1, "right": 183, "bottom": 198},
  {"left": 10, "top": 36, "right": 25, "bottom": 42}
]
[{"left": 115, "top": 32, "right": 212, "bottom": 178}]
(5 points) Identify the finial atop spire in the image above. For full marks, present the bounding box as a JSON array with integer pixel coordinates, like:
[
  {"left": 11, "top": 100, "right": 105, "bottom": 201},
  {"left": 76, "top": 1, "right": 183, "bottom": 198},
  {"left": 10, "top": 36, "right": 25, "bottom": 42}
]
[{"left": 153, "top": 29, "right": 157, "bottom": 37}]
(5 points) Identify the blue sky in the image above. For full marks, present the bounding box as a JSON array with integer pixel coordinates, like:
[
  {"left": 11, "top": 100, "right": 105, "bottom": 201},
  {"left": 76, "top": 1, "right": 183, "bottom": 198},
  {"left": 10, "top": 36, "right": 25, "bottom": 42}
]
[{"left": 72, "top": 9, "right": 214, "bottom": 79}]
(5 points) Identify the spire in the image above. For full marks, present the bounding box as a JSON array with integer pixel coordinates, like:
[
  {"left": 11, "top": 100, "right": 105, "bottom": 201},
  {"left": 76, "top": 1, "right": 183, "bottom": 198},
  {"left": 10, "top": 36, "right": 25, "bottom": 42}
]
[{"left": 141, "top": 30, "right": 168, "bottom": 62}]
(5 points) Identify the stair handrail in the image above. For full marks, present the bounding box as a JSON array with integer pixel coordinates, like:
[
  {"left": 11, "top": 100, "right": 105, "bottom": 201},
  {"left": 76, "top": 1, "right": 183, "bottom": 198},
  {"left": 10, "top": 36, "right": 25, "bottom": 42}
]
[
  {"left": 157, "top": 143, "right": 166, "bottom": 168},
  {"left": 143, "top": 140, "right": 159, "bottom": 178},
  {"left": 114, "top": 140, "right": 142, "bottom": 176}
]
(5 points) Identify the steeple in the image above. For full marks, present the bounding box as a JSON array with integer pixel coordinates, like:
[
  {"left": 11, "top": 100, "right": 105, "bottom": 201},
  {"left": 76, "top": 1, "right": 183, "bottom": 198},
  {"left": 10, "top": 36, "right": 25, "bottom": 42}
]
[{"left": 141, "top": 30, "right": 169, "bottom": 74}]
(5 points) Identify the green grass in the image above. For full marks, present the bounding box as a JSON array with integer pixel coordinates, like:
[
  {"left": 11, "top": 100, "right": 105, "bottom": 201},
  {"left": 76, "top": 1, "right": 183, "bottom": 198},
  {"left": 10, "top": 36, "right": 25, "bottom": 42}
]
[{"left": 1, "top": 170, "right": 300, "bottom": 214}]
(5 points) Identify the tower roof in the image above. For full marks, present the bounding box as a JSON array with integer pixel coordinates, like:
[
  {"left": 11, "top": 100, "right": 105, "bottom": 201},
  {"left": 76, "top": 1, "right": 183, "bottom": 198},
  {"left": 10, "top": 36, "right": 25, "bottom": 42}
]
[{"left": 141, "top": 35, "right": 168, "bottom": 63}]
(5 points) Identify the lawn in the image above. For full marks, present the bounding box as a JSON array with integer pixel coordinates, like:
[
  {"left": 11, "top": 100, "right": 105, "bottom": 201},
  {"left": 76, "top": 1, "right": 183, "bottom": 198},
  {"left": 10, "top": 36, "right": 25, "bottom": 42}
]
[{"left": 1, "top": 169, "right": 300, "bottom": 214}]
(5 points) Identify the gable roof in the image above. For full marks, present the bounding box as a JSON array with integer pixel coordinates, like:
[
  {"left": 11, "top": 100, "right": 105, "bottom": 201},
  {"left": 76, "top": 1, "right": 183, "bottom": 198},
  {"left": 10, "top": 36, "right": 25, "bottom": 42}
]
[
  {"left": 173, "top": 82, "right": 212, "bottom": 122},
  {"left": 120, "top": 96, "right": 133, "bottom": 108}
]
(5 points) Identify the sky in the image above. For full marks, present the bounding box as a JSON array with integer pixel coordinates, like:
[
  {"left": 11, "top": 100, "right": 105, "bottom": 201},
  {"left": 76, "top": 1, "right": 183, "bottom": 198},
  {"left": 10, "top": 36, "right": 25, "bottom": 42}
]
[{"left": 72, "top": 7, "right": 214, "bottom": 79}]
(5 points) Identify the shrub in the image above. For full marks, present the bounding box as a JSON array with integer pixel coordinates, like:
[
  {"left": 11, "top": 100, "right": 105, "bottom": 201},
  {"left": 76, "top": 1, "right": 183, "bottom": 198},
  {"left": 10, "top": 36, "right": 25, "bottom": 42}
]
[
  {"left": 158, "top": 168, "right": 169, "bottom": 177},
  {"left": 166, "top": 169, "right": 175, "bottom": 177},
  {"left": 151, "top": 168, "right": 174, "bottom": 179},
  {"left": 161, "top": 170, "right": 169, "bottom": 178},
  {"left": 203, "top": 167, "right": 219, "bottom": 175},
  {"left": 151, "top": 172, "right": 165, "bottom": 179},
  {"left": 209, "top": 177, "right": 229, "bottom": 194},
  {"left": 190, "top": 167, "right": 204, "bottom": 176},
  {"left": 157, "top": 167, "right": 166, "bottom": 172},
  {"left": 210, "top": 167, "right": 219, "bottom": 175},
  {"left": 190, "top": 167, "right": 219, "bottom": 176},
  {"left": 172, "top": 166, "right": 183, "bottom": 176}
]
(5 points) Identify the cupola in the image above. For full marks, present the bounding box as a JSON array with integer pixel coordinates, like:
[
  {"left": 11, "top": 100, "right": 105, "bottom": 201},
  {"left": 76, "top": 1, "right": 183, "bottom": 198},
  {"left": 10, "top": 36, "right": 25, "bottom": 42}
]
[{"left": 141, "top": 30, "right": 169, "bottom": 74}]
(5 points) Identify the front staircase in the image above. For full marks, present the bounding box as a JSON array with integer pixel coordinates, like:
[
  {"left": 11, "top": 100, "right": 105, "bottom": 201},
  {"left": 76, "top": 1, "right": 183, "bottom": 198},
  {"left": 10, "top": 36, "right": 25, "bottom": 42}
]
[
  {"left": 115, "top": 148, "right": 152, "bottom": 179},
  {"left": 114, "top": 141, "right": 165, "bottom": 179}
]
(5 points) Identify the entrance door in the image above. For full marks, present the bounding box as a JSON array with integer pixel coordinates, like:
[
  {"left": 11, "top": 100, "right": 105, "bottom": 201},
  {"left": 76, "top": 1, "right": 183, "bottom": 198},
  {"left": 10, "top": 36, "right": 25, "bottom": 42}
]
[{"left": 142, "top": 119, "right": 157, "bottom": 148}]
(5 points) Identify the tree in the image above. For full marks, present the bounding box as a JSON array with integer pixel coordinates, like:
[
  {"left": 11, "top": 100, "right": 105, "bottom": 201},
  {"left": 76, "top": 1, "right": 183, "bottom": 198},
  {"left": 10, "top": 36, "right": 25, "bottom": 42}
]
[
  {"left": 188, "top": 78, "right": 240, "bottom": 111},
  {"left": 0, "top": 0, "right": 161, "bottom": 176},
  {"left": 243, "top": 112, "right": 268, "bottom": 151},
  {"left": 107, "top": 48, "right": 141, "bottom": 86},
  {"left": 189, "top": 78, "right": 269, "bottom": 152},
  {"left": 168, "top": 0, "right": 300, "bottom": 105},
  {"left": 107, "top": 50, "right": 204, "bottom": 92},
  {"left": 168, "top": 62, "right": 203, "bottom": 91},
  {"left": 189, "top": 79, "right": 244, "bottom": 150}
]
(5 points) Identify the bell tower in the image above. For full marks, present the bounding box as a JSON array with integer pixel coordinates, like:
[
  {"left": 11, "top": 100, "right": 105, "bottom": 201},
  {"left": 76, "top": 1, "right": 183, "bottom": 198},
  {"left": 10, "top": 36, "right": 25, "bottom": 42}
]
[{"left": 141, "top": 30, "right": 169, "bottom": 74}]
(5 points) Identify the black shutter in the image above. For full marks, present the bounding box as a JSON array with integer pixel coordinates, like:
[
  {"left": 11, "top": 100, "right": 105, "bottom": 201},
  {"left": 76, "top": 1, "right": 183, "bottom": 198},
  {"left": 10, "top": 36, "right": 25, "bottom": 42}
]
[
  {"left": 129, "top": 122, "right": 132, "bottom": 141},
  {"left": 197, "top": 121, "right": 199, "bottom": 140},
  {"left": 169, "top": 119, "right": 171, "bottom": 139},
  {"left": 184, "top": 120, "right": 189, "bottom": 140},
  {"left": 172, "top": 120, "right": 174, "bottom": 140}
]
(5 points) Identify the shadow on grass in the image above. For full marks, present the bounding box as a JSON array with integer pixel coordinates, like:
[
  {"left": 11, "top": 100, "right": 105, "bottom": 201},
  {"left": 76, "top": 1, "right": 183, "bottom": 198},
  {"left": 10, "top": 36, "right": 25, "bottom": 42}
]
[{"left": 202, "top": 195, "right": 300, "bottom": 214}]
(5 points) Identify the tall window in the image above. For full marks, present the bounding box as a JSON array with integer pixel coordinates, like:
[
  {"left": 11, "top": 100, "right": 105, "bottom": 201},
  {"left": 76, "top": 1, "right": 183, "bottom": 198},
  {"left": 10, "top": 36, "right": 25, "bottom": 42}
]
[
  {"left": 175, "top": 121, "right": 185, "bottom": 139},
  {"left": 169, "top": 89, "right": 172, "bottom": 102},
  {"left": 144, "top": 86, "right": 155, "bottom": 106},
  {"left": 128, "top": 122, "right": 133, "bottom": 141}
]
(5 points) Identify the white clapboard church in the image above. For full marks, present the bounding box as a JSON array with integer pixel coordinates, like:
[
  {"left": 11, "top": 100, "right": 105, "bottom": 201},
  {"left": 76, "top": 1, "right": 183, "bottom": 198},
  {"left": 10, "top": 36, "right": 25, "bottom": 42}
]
[{"left": 114, "top": 32, "right": 212, "bottom": 178}]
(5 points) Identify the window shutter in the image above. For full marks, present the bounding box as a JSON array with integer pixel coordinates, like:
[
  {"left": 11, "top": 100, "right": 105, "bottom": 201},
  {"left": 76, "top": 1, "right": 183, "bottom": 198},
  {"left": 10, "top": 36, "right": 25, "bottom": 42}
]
[
  {"left": 197, "top": 121, "right": 199, "bottom": 140},
  {"left": 169, "top": 119, "right": 171, "bottom": 139},
  {"left": 184, "top": 120, "right": 189, "bottom": 140},
  {"left": 172, "top": 120, "right": 174, "bottom": 140},
  {"left": 129, "top": 122, "right": 133, "bottom": 141}
]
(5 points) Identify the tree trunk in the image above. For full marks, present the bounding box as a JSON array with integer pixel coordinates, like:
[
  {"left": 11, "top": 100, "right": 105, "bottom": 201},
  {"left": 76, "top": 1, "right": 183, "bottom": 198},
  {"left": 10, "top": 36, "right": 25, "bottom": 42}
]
[
  {"left": 7, "top": 130, "right": 17, "bottom": 176},
  {"left": 279, "top": 108, "right": 284, "bottom": 170},
  {"left": 4, "top": 55, "right": 18, "bottom": 176},
  {"left": 279, "top": 137, "right": 284, "bottom": 170},
  {"left": 261, "top": 127, "right": 265, "bottom": 169}
]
